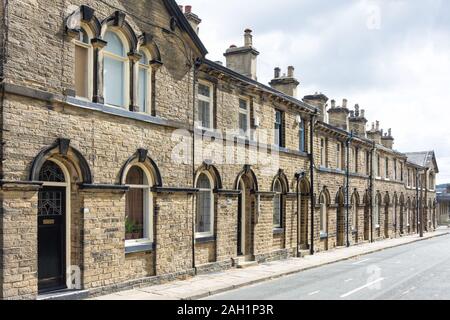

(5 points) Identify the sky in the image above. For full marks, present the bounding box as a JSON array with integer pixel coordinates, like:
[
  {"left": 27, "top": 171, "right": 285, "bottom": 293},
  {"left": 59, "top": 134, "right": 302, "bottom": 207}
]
[{"left": 181, "top": 0, "right": 450, "bottom": 184}]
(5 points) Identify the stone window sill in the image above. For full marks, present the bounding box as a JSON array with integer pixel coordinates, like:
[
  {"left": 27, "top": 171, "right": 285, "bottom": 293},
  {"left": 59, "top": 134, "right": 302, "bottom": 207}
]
[
  {"left": 320, "top": 231, "right": 328, "bottom": 239},
  {"left": 195, "top": 236, "right": 216, "bottom": 244},
  {"left": 273, "top": 228, "right": 284, "bottom": 235},
  {"left": 125, "top": 242, "right": 154, "bottom": 254}
]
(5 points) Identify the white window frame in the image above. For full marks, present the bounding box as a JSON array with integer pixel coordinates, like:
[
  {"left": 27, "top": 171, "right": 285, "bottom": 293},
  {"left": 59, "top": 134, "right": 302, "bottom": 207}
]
[
  {"left": 137, "top": 49, "right": 152, "bottom": 114},
  {"left": 238, "top": 97, "right": 251, "bottom": 138},
  {"left": 74, "top": 26, "right": 93, "bottom": 101},
  {"left": 196, "top": 80, "right": 214, "bottom": 130},
  {"left": 103, "top": 30, "right": 130, "bottom": 109},
  {"left": 124, "top": 163, "right": 154, "bottom": 248},
  {"left": 195, "top": 171, "right": 215, "bottom": 239},
  {"left": 273, "top": 178, "right": 283, "bottom": 229}
]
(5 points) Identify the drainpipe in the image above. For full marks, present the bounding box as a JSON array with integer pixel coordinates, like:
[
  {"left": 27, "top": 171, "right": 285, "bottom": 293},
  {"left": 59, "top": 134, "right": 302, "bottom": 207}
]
[
  {"left": 369, "top": 142, "right": 375, "bottom": 243},
  {"left": 345, "top": 131, "right": 354, "bottom": 247},
  {"left": 192, "top": 58, "right": 201, "bottom": 272},
  {"left": 309, "top": 109, "right": 318, "bottom": 255}
]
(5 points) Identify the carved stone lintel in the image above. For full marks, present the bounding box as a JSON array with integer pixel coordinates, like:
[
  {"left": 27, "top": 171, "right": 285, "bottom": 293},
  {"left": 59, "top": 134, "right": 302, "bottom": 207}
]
[
  {"left": 138, "top": 149, "right": 148, "bottom": 163},
  {"left": 58, "top": 138, "right": 71, "bottom": 156}
]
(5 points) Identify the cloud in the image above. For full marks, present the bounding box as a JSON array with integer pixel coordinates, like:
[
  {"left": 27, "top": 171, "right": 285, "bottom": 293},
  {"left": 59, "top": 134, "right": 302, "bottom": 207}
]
[{"left": 181, "top": 0, "right": 450, "bottom": 183}]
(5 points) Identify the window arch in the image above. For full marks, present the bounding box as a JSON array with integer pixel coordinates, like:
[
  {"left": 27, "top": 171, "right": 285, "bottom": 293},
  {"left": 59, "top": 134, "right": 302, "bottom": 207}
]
[
  {"left": 137, "top": 50, "right": 151, "bottom": 113},
  {"left": 273, "top": 178, "right": 283, "bottom": 228},
  {"left": 103, "top": 30, "right": 129, "bottom": 108},
  {"left": 195, "top": 172, "right": 214, "bottom": 238},
  {"left": 74, "top": 26, "right": 93, "bottom": 100},
  {"left": 124, "top": 164, "right": 154, "bottom": 244}
]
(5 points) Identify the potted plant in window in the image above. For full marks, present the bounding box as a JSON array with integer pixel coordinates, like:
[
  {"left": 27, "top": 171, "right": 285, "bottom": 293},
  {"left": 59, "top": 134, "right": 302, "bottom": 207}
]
[
  {"left": 132, "top": 224, "right": 143, "bottom": 240},
  {"left": 125, "top": 216, "right": 135, "bottom": 240}
]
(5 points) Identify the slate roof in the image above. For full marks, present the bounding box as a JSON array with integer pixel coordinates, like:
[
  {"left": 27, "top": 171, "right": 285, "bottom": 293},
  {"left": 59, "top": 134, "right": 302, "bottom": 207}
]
[{"left": 405, "top": 151, "right": 439, "bottom": 173}]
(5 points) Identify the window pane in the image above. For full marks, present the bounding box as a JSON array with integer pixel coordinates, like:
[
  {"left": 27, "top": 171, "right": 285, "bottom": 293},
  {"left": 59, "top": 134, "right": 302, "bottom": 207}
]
[
  {"left": 239, "top": 99, "right": 247, "bottom": 110},
  {"left": 239, "top": 113, "right": 248, "bottom": 133},
  {"left": 139, "top": 51, "right": 148, "bottom": 65},
  {"left": 198, "top": 100, "right": 210, "bottom": 128},
  {"left": 126, "top": 166, "right": 144, "bottom": 185},
  {"left": 104, "top": 31, "right": 124, "bottom": 56},
  {"left": 104, "top": 57, "right": 124, "bottom": 107},
  {"left": 273, "top": 194, "right": 281, "bottom": 226},
  {"left": 125, "top": 188, "right": 144, "bottom": 240},
  {"left": 198, "top": 83, "right": 210, "bottom": 97},
  {"left": 80, "top": 28, "right": 90, "bottom": 44},
  {"left": 138, "top": 67, "right": 147, "bottom": 112},
  {"left": 196, "top": 190, "right": 211, "bottom": 233},
  {"left": 75, "top": 45, "right": 89, "bottom": 98}
]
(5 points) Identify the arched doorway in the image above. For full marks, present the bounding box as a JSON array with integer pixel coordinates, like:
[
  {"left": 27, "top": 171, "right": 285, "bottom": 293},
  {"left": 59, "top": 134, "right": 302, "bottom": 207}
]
[
  {"left": 37, "top": 159, "right": 70, "bottom": 293},
  {"left": 351, "top": 191, "right": 360, "bottom": 244},
  {"left": 336, "top": 189, "right": 345, "bottom": 247},
  {"left": 235, "top": 167, "right": 258, "bottom": 259},
  {"left": 399, "top": 195, "right": 405, "bottom": 235},
  {"left": 298, "top": 178, "right": 310, "bottom": 250},
  {"left": 363, "top": 191, "right": 370, "bottom": 241},
  {"left": 384, "top": 193, "right": 390, "bottom": 239}
]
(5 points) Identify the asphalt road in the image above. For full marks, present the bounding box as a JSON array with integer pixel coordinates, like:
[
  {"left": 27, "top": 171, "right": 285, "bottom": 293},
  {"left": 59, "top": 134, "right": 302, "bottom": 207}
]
[{"left": 206, "top": 234, "right": 450, "bottom": 300}]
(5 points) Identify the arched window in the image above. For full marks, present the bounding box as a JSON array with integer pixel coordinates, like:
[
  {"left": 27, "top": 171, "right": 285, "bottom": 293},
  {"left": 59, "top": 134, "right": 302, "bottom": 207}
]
[
  {"left": 74, "top": 27, "right": 92, "bottom": 99},
  {"left": 125, "top": 165, "right": 153, "bottom": 244},
  {"left": 374, "top": 194, "right": 381, "bottom": 228},
  {"left": 104, "top": 31, "right": 128, "bottom": 108},
  {"left": 196, "top": 173, "right": 214, "bottom": 237},
  {"left": 273, "top": 179, "right": 283, "bottom": 228},
  {"left": 138, "top": 51, "right": 151, "bottom": 113},
  {"left": 319, "top": 194, "right": 327, "bottom": 234}
]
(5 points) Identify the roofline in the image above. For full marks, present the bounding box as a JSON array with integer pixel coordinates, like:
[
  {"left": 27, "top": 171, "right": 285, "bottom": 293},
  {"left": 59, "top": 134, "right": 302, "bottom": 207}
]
[
  {"left": 202, "top": 59, "right": 316, "bottom": 113},
  {"left": 164, "top": 0, "right": 208, "bottom": 56}
]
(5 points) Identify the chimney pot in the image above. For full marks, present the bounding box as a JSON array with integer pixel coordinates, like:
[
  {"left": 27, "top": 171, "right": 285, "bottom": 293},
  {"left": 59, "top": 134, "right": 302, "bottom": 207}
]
[
  {"left": 376, "top": 120, "right": 380, "bottom": 131},
  {"left": 244, "top": 28, "right": 253, "bottom": 47},
  {"left": 361, "top": 109, "right": 365, "bottom": 118},
  {"left": 287, "top": 66, "right": 294, "bottom": 78},
  {"left": 388, "top": 128, "right": 392, "bottom": 136},
  {"left": 178, "top": 5, "right": 184, "bottom": 12},
  {"left": 342, "top": 99, "right": 348, "bottom": 108},
  {"left": 185, "top": 5, "right": 192, "bottom": 13},
  {"left": 331, "top": 100, "right": 336, "bottom": 108},
  {"left": 274, "top": 67, "right": 281, "bottom": 78}
]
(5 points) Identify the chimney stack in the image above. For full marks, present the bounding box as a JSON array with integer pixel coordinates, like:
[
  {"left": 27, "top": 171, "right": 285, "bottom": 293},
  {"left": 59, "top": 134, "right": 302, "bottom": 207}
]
[
  {"left": 381, "top": 128, "right": 394, "bottom": 149},
  {"left": 367, "top": 120, "right": 383, "bottom": 144},
  {"left": 269, "top": 66, "right": 300, "bottom": 97},
  {"left": 328, "top": 98, "right": 350, "bottom": 130},
  {"left": 224, "top": 29, "right": 260, "bottom": 80},
  {"left": 183, "top": 5, "right": 201, "bottom": 34},
  {"left": 303, "top": 93, "right": 329, "bottom": 122},
  {"left": 274, "top": 67, "right": 281, "bottom": 79},
  {"left": 349, "top": 104, "right": 368, "bottom": 137}
]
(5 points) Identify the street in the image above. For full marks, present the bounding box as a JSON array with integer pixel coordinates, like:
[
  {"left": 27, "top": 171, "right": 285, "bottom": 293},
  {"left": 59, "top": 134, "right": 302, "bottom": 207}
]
[{"left": 205, "top": 234, "right": 450, "bottom": 300}]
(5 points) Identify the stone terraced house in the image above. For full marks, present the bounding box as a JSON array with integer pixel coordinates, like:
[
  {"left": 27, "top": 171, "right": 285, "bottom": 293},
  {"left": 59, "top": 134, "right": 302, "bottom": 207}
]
[{"left": 0, "top": 0, "right": 439, "bottom": 299}]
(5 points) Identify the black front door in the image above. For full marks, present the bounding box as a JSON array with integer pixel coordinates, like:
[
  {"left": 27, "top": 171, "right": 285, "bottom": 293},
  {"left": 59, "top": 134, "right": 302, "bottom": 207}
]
[{"left": 38, "top": 187, "right": 66, "bottom": 293}]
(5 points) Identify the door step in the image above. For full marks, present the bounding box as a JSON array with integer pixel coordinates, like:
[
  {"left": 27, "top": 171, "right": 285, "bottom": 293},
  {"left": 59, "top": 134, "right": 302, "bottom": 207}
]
[
  {"left": 234, "top": 256, "right": 258, "bottom": 269},
  {"left": 236, "top": 260, "right": 258, "bottom": 269},
  {"left": 297, "top": 249, "right": 311, "bottom": 258}
]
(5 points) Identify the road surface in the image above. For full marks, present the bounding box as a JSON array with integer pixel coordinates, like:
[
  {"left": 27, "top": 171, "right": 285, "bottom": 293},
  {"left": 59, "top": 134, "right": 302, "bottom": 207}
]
[{"left": 205, "top": 234, "right": 450, "bottom": 300}]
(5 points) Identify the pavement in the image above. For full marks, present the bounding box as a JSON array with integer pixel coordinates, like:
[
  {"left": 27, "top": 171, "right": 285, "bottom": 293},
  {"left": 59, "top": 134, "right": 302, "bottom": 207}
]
[{"left": 93, "top": 227, "right": 450, "bottom": 300}]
